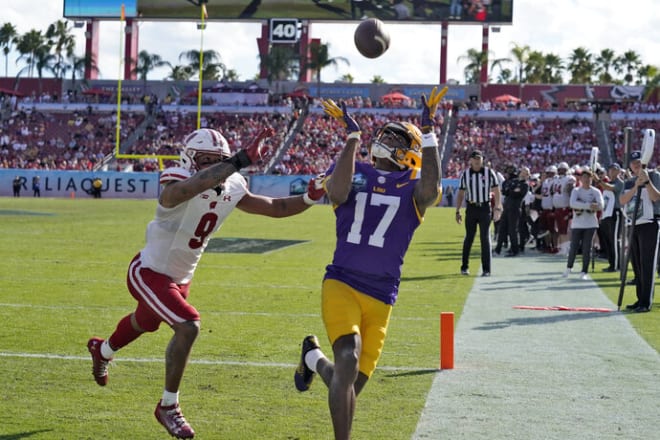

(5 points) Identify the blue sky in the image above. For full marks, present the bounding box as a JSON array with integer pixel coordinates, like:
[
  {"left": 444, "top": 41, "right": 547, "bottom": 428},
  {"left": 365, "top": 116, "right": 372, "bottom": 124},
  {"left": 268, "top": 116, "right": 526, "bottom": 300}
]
[{"left": 4, "top": 1, "right": 660, "bottom": 85}]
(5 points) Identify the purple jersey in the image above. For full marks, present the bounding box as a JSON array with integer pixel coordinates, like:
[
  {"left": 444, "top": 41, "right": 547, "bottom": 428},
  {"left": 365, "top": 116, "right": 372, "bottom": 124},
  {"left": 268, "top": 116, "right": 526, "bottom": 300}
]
[{"left": 324, "top": 161, "right": 422, "bottom": 305}]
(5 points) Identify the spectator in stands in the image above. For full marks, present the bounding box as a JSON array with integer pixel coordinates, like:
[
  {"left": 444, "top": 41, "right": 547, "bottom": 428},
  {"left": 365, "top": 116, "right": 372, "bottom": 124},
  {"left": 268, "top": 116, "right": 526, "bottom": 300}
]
[{"left": 392, "top": 0, "right": 411, "bottom": 19}]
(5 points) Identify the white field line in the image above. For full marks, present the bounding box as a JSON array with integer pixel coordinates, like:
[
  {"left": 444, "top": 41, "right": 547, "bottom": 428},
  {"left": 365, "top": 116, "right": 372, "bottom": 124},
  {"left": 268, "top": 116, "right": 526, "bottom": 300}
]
[
  {"left": 0, "top": 351, "right": 434, "bottom": 372},
  {"left": 0, "top": 303, "right": 433, "bottom": 320}
]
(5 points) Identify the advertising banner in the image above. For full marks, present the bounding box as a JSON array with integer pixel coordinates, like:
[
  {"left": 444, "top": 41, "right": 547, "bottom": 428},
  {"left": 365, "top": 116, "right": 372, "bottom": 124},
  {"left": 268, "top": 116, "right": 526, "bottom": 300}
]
[{"left": 1, "top": 170, "right": 159, "bottom": 199}]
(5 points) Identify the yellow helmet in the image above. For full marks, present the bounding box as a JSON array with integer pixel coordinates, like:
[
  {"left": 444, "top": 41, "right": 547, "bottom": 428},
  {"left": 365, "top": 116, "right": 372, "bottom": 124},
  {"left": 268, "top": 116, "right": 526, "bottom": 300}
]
[{"left": 371, "top": 122, "right": 423, "bottom": 169}]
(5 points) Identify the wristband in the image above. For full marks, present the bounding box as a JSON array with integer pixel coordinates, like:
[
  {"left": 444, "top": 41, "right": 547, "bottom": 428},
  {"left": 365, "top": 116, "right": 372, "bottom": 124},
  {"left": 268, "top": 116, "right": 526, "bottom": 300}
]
[
  {"left": 227, "top": 150, "right": 251, "bottom": 171},
  {"left": 421, "top": 132, "right": 438, "bottom": 148},
  {"left": 347, "top": 131, "right": 362, "bottom": 141},
  {"left": 302, "top": 192, "right": 316, "bottom": 206}
]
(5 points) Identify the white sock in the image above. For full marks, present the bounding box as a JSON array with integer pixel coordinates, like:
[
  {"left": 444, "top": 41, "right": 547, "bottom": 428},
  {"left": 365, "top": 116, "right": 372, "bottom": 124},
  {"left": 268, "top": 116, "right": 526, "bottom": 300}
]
[
  {"left": 100, "top": 340, "right": 116, "bottom": 360},
  {"left": 304, "top": 349, "right": 325, "bottom": 373},
  {"left": 161, "top": 390, "right": 179, "bottom": 407}
]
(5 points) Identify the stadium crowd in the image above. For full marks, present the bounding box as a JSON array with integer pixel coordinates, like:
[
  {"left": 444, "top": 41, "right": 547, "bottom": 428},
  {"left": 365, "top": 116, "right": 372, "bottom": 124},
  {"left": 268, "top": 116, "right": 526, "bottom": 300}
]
[{"left": 2, "top": 90, "right": 660, "bottom": 177}]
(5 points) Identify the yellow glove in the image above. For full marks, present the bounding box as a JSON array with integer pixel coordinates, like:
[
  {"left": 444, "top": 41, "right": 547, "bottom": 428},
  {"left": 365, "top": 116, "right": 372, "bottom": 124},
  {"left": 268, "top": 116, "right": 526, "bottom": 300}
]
[
  {"left": 321, "top": 99, "right": 361, "bottom": 133},
  {"left": 421, "top": 86, "right": 448, "bottom": 132}
]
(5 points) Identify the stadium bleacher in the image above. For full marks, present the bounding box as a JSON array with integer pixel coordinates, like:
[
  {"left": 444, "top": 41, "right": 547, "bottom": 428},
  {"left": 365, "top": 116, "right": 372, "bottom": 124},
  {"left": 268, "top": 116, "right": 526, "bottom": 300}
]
[{"left": 2, "top": 90, "right": 660, "bottom": 175}]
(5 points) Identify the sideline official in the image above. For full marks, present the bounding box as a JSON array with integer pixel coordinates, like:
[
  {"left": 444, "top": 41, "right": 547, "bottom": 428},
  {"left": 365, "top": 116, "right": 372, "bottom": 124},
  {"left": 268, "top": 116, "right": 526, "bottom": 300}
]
[
  {"left": 597, "top": 163, "right": 624, "bottom": 271},
  {"left": 455, "top": 150, "right": 502, "bottom": 277},
  {"left": 495, "top": 165, "right": 529, "bottom": 257}
]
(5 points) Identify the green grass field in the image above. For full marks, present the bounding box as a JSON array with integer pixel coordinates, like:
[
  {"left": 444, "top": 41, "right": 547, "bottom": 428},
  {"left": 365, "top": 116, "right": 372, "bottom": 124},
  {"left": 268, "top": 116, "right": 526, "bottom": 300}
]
[{"left": 0, "top": 198, "right": 657, "bottom": 439}]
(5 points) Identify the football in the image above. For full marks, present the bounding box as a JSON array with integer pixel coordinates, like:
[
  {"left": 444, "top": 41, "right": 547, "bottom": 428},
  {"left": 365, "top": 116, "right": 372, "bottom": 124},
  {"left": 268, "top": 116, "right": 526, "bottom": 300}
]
[{"left": 354, "top": 18, "right": 390, "bottom": 59}]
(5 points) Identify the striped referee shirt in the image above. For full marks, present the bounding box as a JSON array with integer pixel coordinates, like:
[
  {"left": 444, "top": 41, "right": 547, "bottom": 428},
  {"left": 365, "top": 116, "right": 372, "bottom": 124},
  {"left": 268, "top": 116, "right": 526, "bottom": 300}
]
[{"left": 459, "top": 166, "right": 499, "bottom": 204}]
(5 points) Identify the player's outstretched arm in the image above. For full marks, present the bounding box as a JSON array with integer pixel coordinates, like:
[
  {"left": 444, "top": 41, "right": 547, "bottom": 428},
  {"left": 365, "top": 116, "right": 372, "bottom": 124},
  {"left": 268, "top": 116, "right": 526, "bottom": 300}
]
[
  {"left": 321, "top": 100, "right": 361, "bottom": 205},
  {"left": 160, "top": 127, "right": 275, "bottom": 208},
  {"left": 237, "top": 173, "right": 326, "bottom": 217},
  {"left": 415, "top": 86, "right": 447, "bottom": 211}
]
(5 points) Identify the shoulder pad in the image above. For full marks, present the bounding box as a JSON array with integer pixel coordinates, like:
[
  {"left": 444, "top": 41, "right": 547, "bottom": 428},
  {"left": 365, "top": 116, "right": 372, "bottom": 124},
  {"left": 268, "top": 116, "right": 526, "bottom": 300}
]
[{"left": 160, "top": 166, "right": 191, "bottom": 184}]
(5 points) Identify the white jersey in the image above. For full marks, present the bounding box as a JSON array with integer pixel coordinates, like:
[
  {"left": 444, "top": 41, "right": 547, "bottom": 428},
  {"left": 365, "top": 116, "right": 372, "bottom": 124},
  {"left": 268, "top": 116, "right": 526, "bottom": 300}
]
[
  {"left": 552, "top": 174, "right": 575, "bottom": 208},
  {"left": 540, "top": 177, "right": 556, "bottom": 210},
  {"left": 140, "top": 166, "right": 248, "bottom": 284}
]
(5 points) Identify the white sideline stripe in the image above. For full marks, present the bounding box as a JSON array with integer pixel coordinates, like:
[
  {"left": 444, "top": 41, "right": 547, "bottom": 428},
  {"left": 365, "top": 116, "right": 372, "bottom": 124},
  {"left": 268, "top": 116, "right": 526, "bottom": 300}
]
[
  {"left": 0, "top": 351, "right": 431, "bottom": 372},
  {"left": 0, "top": 303, "right": 431, "bottom": 321}
]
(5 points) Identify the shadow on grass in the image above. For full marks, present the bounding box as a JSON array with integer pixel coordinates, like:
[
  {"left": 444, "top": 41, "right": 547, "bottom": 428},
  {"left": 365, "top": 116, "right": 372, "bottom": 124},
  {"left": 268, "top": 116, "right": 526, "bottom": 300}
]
[
  {"left": 383, "top": 368, "right": 439, "bottom": 378},
  {"left": 473, "top": 311, "right": 618, "bottom": 330},
  {"left": 0, "top": 430, "right": 53, "bottom": 440}
]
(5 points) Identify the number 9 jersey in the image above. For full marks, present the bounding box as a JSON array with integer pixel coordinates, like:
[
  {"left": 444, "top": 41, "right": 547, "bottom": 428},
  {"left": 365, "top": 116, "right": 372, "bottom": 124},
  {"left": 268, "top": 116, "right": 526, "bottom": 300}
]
[
  {"left": 140, "top": 166, "right": 248, "bottom": 284},
  {"left": 324, "top": 161, "right": 423, "bottom": 305}
]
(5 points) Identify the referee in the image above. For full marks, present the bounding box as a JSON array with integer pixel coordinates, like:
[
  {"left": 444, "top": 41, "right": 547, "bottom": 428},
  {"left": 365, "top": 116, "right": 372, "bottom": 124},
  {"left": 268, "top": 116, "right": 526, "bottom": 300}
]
[{"left": 455, "top": 150, "right": 502, "bottom": 276}]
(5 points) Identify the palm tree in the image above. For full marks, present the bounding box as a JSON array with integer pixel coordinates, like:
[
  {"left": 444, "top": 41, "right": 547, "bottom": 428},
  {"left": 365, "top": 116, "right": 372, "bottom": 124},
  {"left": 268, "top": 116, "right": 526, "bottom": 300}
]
[
  {"left": 0, "top": 22, "right": 17, "bottom": 78},
  {"left": 132, "top": 50, "right": 172, "bottom": 86},
  {"left": 66, "top": 52, "right": 99, "bottom": 91},
  {"left": 340, "top": 73, "right": 354, "bottom": 83},
  {"left": 642, "top": 70, "right": 660, "bottom": 101},
  {"left": 566, "top": 47, "right": 594, "bottom": 84},
  {"left": 179, "top": 49, "right": 225, "bottom": 80},
  {"left": 15, "top": 29, "right": 48, "bottom": 78},
  {"left": 638, "top": 64, "right": 659, "bottom": 86},
  {"left": 305, "top": 41, "right": 349, "bottom": 97},
  {"left": 16, "top": 45, "right": 55, "bottom": 93},
  {"left": 523, "top": 50, "right": 546, "bottom": 83},
  {"left": 541, "top": 53, "right": 564, "bottom": 83},
  {"left": 166, "top": 65, "right": 194, "bottom": 81},
  {"left": 594, "top": 48, "right": 619, "bottom": 84},
  {"left": 490, "top": 56, "right": 511, "bottom": 82},
  {"left": 45, "top": 20, "right": 75, "bottom": 79},
  {"left": 259, "top": 45, "right": 299, "bottom": 85},
  {"left": 494, "top": 68, "right": 513, "bottom": 84},
  {"left": 371, "top": 75, "right": 385, "bottom": 84},
  {"left": 457, "top": 48, "right": 485, "bottom": 84},
  {"left": 618, "top": 50, "right": 642, "bottom": 85},
  {"left": 509, "top": 42, "right": 530, "bottom": 83},
  {"left": 457, "top": 49, "right": 507, "bottom": 84},
  {"left": 224, "top": 69, "right": 240, "bottom": 82}
]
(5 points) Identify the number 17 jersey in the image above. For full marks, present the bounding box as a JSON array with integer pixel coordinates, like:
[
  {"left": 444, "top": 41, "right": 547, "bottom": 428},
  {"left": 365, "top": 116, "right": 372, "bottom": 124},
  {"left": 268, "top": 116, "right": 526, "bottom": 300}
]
[{"left": 324, "top": 161, "right": 423, "bottom": 305}]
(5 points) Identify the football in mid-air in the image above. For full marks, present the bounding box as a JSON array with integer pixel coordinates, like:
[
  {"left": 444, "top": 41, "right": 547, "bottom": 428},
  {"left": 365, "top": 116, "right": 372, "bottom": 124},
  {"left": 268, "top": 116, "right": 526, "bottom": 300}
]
[{"left": 354, "top": 18, "right": 390, "bottom": 59}]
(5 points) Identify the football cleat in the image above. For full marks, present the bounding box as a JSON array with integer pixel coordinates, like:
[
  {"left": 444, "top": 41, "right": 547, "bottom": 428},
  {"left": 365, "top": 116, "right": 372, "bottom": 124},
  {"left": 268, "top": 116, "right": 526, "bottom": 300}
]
[
  {"left": 87, "top": 337, "right": 112, "bottom": 386},
  {"left": 294, "top": 335, "right": 321, "bottom": 392},
  {"left": 155, "top": 400, "right": 195, "bottom": 439}
]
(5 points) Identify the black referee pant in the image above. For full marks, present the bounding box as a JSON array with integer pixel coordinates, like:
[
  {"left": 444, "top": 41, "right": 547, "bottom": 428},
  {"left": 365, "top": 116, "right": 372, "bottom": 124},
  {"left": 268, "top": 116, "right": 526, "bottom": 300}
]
[
  {"left": 629, "top": 221, "right": 660, "bottom": 309},
  {"left": 599, "top": 209, "right": 622, "bottom": 270},
  {"left": 461, "top": 203, "right": 492, "bottom": 274}
]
